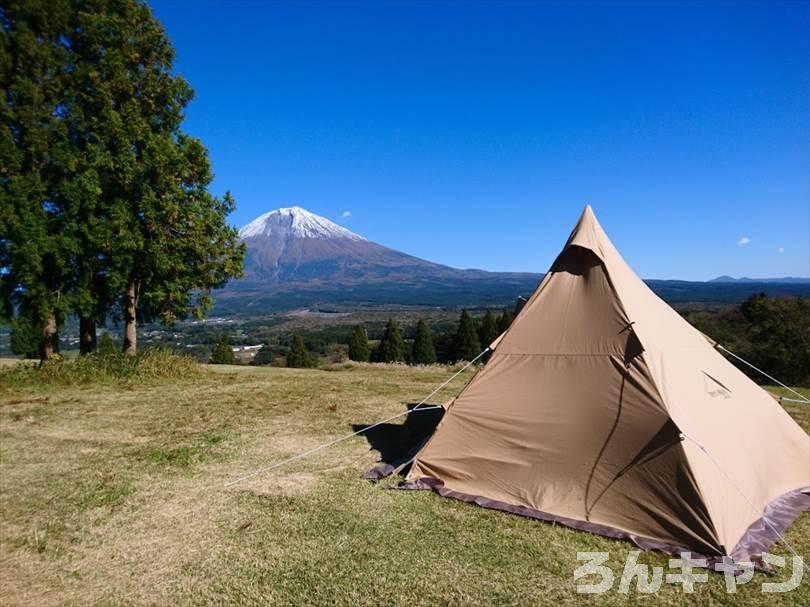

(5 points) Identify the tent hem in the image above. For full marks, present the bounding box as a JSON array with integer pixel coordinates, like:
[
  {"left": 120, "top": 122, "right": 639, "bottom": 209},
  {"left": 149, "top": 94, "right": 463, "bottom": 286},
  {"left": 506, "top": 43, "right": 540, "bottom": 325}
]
[
  {"left": 398, "top": 477, "right": 722, "bottom": 562},
  {"left": 395, "top": 477, "right": 810, "bottom": 568},
  {"left": 730, "top": 486, "right": 810, "bottom": 564}
]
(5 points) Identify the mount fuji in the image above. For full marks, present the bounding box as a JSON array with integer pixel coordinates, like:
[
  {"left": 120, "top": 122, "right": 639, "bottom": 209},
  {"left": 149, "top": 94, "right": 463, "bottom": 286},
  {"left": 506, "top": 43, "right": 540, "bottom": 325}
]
[{"left": 216, "top": 206, "right": 543, "bottom": 311}]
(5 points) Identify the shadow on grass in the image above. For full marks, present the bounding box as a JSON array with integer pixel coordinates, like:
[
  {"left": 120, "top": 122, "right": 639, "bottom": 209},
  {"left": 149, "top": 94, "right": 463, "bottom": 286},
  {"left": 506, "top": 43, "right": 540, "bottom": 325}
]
[{"left": 352, "top": 403, "right": 444, "bottom": 474}]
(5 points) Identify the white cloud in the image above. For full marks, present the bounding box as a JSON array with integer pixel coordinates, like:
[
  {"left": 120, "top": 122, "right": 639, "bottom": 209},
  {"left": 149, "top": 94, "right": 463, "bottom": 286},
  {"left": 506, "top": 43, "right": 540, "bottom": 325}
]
[
  {"left": 340, "top": 210, "right": 352, "bottom": 219},
  {"left": 778, "top": 246, "right": 785, "bottom": 253},
  {"left": 737, "top": 236, "right": 751, "bottom": 246}
]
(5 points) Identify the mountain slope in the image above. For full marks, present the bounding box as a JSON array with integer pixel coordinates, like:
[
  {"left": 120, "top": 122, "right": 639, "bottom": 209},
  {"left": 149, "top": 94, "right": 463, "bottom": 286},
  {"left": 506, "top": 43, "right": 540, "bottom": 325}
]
[
  {"left": 220, "top": 207, "right": 542, "bottom": 311},
  {"left": 238, "top": 207, "right": 471, "bottom": 285}
]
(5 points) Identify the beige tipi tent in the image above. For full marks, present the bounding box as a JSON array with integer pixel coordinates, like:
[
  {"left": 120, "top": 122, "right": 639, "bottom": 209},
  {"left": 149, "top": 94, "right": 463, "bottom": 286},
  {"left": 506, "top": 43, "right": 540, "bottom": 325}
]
[{"left": 373, "top": 206, "right": 809, "bottom": 563}]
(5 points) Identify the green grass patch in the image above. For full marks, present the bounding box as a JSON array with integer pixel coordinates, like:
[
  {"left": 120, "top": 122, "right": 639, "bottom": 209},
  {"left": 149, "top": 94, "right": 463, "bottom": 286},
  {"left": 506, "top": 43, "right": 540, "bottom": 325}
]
[
  {"left": 140, "top": 431, "right": 231, "bottom": 469},
  {"left": 74, "top": 481, "right": 135, "bottom": 510},
  {"left": 0, "top": 348, "right": 200, "bottom": 389}
]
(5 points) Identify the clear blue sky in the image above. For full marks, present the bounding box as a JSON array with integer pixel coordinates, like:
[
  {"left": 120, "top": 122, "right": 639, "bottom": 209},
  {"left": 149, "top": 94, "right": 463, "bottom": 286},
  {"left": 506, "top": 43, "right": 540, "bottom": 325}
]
[{"left": 150, "top": 0, "right": 809, "bottom": 280}]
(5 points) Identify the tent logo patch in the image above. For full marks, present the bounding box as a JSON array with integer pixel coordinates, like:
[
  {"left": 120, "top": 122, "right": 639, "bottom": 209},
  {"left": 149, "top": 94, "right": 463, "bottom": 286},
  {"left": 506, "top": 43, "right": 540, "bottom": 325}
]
[{"left": 703, "top": 372, "right": 732, "bottom": 399}]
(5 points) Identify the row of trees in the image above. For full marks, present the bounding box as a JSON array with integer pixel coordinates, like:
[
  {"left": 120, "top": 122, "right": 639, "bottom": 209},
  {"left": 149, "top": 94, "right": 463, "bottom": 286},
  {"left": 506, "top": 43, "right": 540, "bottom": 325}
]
[
  {"left": 211, "top": 333, "right": 317, "bottom": 368},
  {"left": 1, "top": 1, "right": 244, "bottom": 362},
  {"left": 348, "top": 308, "right": 515, "bottom": 365},
  {"left": 208, "top": 308, "right": 517, "bottom": 369}
]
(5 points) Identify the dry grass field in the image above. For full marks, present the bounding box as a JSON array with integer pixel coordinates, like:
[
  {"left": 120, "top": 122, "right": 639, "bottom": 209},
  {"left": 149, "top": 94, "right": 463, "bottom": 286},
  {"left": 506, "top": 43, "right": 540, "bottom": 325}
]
[{"left": 0, "top": 360, "right": 807, "bottom": 606}]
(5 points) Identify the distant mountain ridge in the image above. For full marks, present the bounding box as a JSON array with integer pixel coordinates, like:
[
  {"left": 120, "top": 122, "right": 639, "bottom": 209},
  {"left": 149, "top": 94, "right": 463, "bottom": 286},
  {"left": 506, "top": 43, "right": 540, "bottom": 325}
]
[
  {"left": 709, "top": 275, "right": 810, "bottom": 284},
  {"left": 214, "top": 207, "right": 810, "bottom": 313}
]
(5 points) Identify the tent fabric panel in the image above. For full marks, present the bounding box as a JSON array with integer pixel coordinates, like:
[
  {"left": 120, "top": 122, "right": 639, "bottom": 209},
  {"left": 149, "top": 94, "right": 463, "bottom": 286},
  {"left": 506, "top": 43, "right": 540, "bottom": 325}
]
[
  {"left": 650, "top": 345, "right": 810, "bottom": 552},
  {"left": 406, "top": 352, "right": 722, "bottom": 555},
  {"left": 496, "top": 246, "right": 632, "bottom": 356}
]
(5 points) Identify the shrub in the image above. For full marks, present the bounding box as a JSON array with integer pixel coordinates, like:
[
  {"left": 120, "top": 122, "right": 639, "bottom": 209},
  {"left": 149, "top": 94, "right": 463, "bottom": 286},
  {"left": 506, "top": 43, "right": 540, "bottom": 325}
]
[
  {"left": 210, "top": 334, "right": 236, "bottom": 365},
  {"left": 97, "top": 332, "right": 118, "bottom": 356},
  {"left": 252, "top": 343, "right": 275, "bottom": 366}
]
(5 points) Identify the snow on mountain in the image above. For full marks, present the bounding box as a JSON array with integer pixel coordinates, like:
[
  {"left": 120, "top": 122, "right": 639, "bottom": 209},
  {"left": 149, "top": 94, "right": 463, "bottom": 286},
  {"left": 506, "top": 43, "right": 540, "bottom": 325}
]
[
  {"left": 217, "top": 205, "right": 543, "bottom": 313},
  {"left": 238, "top": 206, "right": 365, "bottom": 241}
]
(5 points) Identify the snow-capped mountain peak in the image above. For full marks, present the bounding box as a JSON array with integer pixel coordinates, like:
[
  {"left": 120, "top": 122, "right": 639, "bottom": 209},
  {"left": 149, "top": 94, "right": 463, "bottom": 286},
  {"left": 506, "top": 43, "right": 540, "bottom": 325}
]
[{"left": 239, "top": 206, "right": 365, "bottom": 241}]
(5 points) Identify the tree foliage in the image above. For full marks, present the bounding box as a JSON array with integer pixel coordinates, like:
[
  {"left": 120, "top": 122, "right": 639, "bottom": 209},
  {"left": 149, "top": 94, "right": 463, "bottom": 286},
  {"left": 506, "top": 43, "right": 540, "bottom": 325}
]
[
  {"left": 210, "top": 334, "right": 236, "bottom": 365},
  {"left": 374, "top": 318, "right": 406, "bottom": 363},
  {"left": 348, "top": 325, "right": 370, "bottom": 362},
  {"left": 686, "top": 294, "right": 810, "bottom": 386},
  {"left": 478, "top": 309, "right": 499, "bottom": 348},
  {"left": 253, "top": 343, "right": 275, "bottom": 366},
  {"left": 97, "top": 332, "right": 117, "bottom": 357},
  {"left": 9, "top": 313, "right": 40, "bottom": 359},
  {"left": 411, "top": 319, "right": 436, "bottom": 365},
  {"left": 0, "top": 1, "right": 75, "bottom": 359},
  {"left": 287, "top": 335, "right": 316, "bottom": 368},
  {"left": 0, "top": 0, "right": 244, "bottom": 362},
  {"left": 497, "top": 308, "right": 515, "bottom": 333},
  {"left": 454, "top": 310, "right": 482, "bottom": 361}
]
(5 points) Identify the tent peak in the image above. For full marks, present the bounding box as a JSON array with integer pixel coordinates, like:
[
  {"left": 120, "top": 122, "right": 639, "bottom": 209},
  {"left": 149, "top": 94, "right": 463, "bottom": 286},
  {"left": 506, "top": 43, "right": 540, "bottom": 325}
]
[{"left": 560, "top": 205, "right": 612, "bottom": 262}]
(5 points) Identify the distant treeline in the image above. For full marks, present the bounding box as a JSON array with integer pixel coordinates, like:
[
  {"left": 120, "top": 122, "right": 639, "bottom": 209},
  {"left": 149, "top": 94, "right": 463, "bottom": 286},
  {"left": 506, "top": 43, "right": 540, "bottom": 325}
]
[
  {"left": 684, "top": 294, "right": 809, "bottom": 386},
  {"left": 237, "top": 308, "right": 515, "bottom": 368},
  {"left": 237, "top": 294, "right": 810, "bottom": 386}
]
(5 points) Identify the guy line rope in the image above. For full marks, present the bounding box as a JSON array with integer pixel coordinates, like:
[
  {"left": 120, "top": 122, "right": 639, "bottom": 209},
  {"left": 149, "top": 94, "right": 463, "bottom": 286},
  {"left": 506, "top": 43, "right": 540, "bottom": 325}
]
[
  {"left": 225, "top": 339, "right": 806, "bottom": 567},
  {"left": 685, "top": 343, "right": 809, "bottom": 569},
  {"left": 681, "top": 431, "right": 810, "bottom": 572},
  {"left": 716, "top": 344, "right": 810, "bottom": 404},
  {"left": 223, "top": 347, "right": 490, "bottom": 488}
]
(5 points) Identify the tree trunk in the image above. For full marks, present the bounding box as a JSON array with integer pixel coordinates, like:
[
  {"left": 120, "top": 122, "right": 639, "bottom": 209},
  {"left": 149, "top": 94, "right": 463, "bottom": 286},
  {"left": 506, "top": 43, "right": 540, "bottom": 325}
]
[
  {"left": 39, "top": 313, "right": 58, "bottom": 363},
  {"left": 79, "top": 317, "right": 97, "bottom": 355},
  {"left": 122, "top": 282, "right": 137, "bottom": 356}
]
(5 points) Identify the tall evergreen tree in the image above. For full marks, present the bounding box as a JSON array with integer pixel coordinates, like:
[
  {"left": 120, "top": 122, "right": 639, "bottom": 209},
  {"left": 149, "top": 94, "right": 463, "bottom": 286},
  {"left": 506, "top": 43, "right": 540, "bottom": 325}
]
[
  {"left": 1, "top": 1, "right": 75, "bottom": 361},
  {"left": 210, "top": 334, "right": 236, "bottom": 365},
  {"left": 374, "top": 318, "right": 406, "bottom": 363},
  {"left": 497, "top": 307, "right": 515, "bottom": 333},
  {"left": 348, "top": 325, "right": 370, "bottom": 362},
  {"left": 411, "top": 319, "right": 437, "bottom": 365},
  {"left": 478, "top": 309, "right": 499, "bottom": 348},
  {"left": 454, "top": 310, "right": 482, "bottom": 361},
  {"left": 69, "top": 1, "right": 244, "bottom": 355},
  {"left": 287, "top": 335, "right": 315, "bottom": 368},
  {"left": 1, "top": 1, "right": 245, "bottom": 361}
]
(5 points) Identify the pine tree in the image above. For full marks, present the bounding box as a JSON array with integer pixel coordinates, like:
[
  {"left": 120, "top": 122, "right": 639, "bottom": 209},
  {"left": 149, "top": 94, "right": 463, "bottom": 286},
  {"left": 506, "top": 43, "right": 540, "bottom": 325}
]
[
  {"left": 374, "top": 318, "right": 406, "bottom": 363},
  {"left": 287, "top": 335, "right": 315, "bottom": 368},
  {"left": 478, "top": 309, "right": 499, "bottom": 348},
  {"left": 497, "top": 307, "right": 515, "bottom": 333},
  {"left": 454, "top": 310, "right": 482, "bottom": 361},
  {"left": 411, "top": 320, "right": 437, "bottom": 365},
  {"left": 210, "top": 334, "right": 236, "bottom": 365},
  {"left": 348, "top": 325, "right": 370, "bottom": 362}
]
